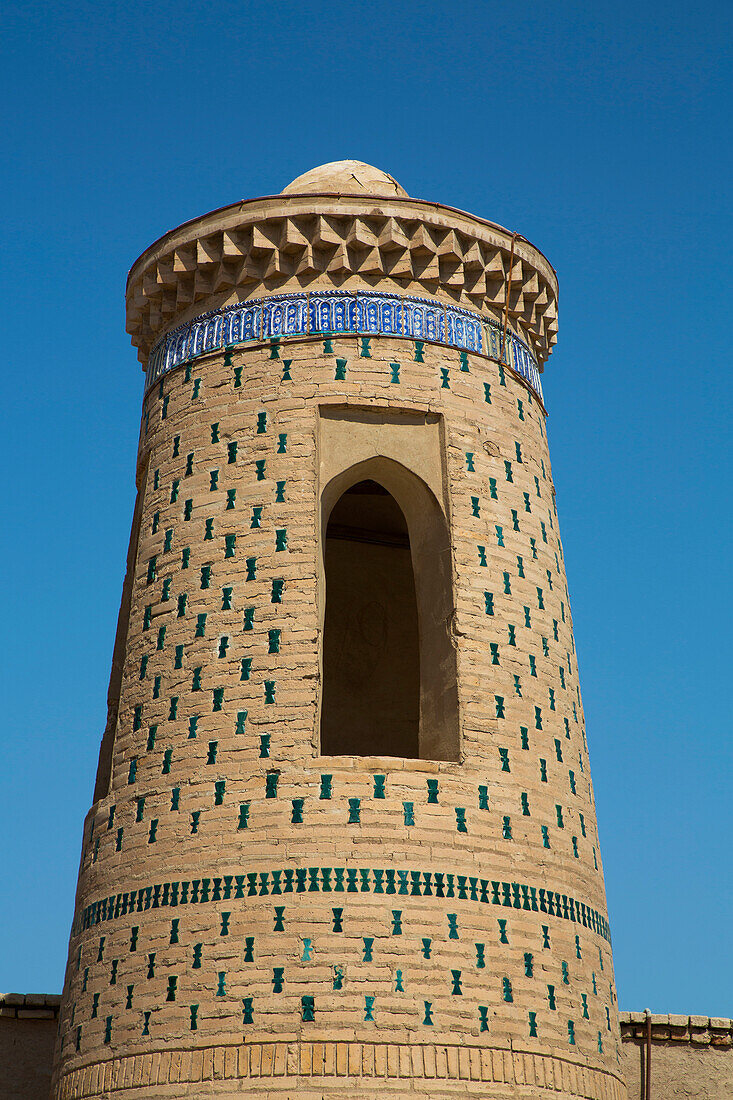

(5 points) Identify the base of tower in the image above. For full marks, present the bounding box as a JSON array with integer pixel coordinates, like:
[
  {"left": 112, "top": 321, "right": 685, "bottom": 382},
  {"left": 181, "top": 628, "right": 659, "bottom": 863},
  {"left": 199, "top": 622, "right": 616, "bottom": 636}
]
[{"left": 54, "top": 1040, "right": 627, "bottom": 1099}]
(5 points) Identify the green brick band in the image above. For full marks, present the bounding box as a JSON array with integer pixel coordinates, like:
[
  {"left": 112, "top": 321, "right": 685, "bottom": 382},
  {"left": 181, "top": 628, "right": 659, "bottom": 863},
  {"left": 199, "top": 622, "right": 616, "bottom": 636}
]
[{"left": 76, "top": 865, "right": 610, "bottom": 944}]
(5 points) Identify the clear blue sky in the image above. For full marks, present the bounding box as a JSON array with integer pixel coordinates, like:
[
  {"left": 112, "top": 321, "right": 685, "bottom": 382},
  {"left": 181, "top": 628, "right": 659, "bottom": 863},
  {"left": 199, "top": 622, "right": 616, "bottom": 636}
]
[{"left": 2, "top": 0, "right": 730, "bottom": 1015}]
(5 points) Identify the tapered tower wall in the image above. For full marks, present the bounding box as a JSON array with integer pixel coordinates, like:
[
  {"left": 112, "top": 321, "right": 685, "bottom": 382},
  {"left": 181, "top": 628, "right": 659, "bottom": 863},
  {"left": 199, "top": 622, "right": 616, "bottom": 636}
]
[{"left": 52, "top": 162, "right": 626, "bottom": 1099}]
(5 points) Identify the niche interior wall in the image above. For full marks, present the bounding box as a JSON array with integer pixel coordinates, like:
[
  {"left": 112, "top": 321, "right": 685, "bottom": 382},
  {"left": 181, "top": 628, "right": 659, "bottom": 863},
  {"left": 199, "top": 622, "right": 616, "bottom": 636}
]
[{"left": 52, "top": 161, "right": 627, "bottom": 1100}]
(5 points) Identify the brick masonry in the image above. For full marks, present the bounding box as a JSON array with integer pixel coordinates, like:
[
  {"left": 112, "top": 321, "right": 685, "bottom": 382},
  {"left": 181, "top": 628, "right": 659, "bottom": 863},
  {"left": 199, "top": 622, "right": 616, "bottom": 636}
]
[
  {"left": 7, "top": 998, "right": 730, "bottom": 1099},
  {"left": 51, "top": 163, "right": 628, "bottom": 1099},
  {"left": 0, "top": 995, "right": 60, "bottom": 1100}
]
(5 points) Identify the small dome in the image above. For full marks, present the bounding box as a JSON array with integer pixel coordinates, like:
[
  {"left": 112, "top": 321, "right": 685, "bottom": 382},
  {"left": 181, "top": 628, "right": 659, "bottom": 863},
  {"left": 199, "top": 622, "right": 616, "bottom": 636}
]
[{"left": 281, "top": 160, "right": 408, "bottom": 199}]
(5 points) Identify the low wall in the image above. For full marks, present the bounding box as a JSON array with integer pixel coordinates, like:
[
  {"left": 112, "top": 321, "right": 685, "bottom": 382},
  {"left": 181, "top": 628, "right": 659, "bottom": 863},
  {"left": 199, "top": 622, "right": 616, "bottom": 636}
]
[
  {"left": 619, "top": 1012, "right": 733, "bottom": 1099},
  {"left": 0, "top": 995, "right": 60, "bottom": 1100},
  {"left": 2, "top": 997, "right": 731, "bottom": 1100}
]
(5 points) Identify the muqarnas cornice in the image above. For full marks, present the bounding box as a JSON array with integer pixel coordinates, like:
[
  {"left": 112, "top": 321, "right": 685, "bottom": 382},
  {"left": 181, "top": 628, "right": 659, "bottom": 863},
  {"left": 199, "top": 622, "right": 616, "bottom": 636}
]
[{"left": 126, "top": 192, "right": 559, "bottom": 369}]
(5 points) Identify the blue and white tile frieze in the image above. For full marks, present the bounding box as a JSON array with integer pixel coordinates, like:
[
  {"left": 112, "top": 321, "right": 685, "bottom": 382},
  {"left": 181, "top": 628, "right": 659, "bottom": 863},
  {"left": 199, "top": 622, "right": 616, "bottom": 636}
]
[{"left": 144, "top": 289, "right": 542, "bottom": 402}]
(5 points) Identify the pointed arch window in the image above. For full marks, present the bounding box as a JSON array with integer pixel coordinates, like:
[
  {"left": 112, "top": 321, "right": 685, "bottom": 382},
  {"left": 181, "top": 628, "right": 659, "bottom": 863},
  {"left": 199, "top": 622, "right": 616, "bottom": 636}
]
[{"left": 320, "top": 459, "right": 458, "bottom": 761}]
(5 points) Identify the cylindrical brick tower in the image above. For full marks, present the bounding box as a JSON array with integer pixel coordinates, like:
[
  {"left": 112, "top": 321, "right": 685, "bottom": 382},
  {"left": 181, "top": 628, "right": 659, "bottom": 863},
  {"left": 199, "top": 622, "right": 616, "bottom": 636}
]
[{"left": 52, "top": 161, "right": 626, "bottom": 1099}]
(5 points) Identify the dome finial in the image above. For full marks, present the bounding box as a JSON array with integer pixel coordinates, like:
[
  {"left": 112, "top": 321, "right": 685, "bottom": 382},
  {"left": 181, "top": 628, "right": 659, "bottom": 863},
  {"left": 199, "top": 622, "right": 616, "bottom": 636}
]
[{"left": 282, "top": 160, "right": 408, "bottom": 198}]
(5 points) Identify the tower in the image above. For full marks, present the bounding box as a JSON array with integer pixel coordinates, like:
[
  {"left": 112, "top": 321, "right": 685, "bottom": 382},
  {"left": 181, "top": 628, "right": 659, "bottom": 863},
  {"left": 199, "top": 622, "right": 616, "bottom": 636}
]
[{"left": 52, "top": 161, "right": 627, "bottom": 1099}]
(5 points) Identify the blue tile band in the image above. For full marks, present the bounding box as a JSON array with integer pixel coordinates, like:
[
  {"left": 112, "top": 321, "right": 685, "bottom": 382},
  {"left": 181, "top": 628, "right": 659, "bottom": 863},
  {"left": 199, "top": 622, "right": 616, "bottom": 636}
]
[{"left": 144, "top": 291, "right": 543, "bottom": 402}]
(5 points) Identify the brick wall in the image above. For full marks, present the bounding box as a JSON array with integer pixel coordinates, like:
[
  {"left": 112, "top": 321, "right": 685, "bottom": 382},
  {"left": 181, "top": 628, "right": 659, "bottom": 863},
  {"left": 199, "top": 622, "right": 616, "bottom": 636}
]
[
  {"left": 620, "top": 1013, "right": 733, "bottom": 1100},
  {"left": 0, "top": 995, "right": 59, "bottom": 1100}
]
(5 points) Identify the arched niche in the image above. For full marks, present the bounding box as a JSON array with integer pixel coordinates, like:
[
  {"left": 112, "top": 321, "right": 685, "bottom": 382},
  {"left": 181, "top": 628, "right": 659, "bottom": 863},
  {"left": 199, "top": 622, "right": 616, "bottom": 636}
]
[{"left": 319, "top": 456, "right": 459, "bottom": 762}]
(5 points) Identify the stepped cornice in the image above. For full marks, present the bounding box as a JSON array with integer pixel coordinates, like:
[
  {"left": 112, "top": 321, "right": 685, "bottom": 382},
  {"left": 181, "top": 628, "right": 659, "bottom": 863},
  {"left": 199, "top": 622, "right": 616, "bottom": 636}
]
[{"left": 126, "top": 193, "right": 558, "bottom": 369}]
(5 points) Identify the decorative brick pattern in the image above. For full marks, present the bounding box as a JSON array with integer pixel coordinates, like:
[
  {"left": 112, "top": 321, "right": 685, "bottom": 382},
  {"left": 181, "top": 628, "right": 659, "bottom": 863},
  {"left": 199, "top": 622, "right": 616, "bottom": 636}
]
[
  {"left": 52, "top": 164, "right": 624, "bottom": 1100},
  {"left": 56, "top": 1041, "right": 626, "bottom": 1098}
]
